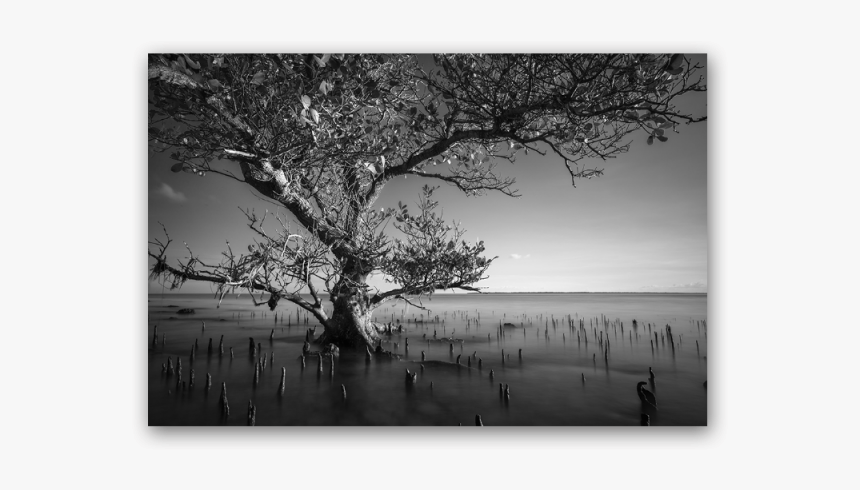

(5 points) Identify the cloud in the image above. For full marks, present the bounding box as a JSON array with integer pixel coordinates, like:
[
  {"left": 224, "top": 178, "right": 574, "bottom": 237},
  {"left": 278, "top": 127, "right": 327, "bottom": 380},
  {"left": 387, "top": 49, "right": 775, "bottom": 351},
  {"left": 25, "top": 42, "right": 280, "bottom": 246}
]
[
  {"left": 510, "top": 253, "right": 531, "bottom": 260},
  {"left": 155, "top": 183, "right": 187, "bottom": 203}
]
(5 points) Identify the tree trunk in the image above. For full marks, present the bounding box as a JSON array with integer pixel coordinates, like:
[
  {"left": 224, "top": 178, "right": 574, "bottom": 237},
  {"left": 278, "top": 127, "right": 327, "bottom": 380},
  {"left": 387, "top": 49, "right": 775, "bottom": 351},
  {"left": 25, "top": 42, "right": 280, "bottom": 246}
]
[
  {"left": 322, "top": 293, "right": 379, "bottom": 348},
  {"left": 319, "top": 259, "right": 380, "bottom": 349}
]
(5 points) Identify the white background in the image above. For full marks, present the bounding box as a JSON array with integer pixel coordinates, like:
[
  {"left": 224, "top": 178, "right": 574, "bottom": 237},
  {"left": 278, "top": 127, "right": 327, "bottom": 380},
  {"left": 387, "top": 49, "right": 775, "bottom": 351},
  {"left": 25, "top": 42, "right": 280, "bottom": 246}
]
[{"left": 0, "top": 1, "right": 857, "bottom": 488}]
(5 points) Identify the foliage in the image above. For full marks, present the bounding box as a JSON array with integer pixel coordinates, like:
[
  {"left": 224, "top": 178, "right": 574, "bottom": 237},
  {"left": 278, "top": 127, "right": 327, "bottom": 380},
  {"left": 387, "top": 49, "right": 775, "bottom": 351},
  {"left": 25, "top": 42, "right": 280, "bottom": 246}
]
[{"left": 148, "top": 54, "right": 706, "bottom": 322}]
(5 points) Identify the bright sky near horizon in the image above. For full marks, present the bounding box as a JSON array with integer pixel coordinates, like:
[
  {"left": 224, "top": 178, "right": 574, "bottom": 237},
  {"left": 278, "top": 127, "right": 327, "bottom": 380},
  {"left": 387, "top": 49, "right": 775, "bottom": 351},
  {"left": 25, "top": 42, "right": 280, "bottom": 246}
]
[{"left": 148, "top": 55, "right": 707, "bottom": 295}]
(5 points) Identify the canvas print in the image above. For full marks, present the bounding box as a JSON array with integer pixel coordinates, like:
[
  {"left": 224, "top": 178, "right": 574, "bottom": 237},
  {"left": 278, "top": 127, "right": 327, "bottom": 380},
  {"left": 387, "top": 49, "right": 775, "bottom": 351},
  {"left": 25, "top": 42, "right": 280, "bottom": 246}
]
[{"left": 148, "top": 53, "right": 707, "bottom": 426}]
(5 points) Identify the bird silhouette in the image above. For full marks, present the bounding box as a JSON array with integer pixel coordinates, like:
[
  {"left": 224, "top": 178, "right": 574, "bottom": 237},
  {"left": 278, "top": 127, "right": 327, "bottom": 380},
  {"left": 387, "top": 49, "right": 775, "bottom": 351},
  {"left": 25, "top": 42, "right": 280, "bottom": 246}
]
[{"left": 637, "top": 381, "right": 657, "bottom": 409}]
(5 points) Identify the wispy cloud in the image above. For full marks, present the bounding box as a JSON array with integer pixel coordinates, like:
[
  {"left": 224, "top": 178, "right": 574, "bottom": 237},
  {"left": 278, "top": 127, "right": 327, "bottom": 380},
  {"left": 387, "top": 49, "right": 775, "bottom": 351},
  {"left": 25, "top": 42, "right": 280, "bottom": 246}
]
[
  {"left": 155, "top": 183, "right": 186, "bottom": 203},
  {"left": 510, "top": 253, "right": 531, "bottom": 260}
]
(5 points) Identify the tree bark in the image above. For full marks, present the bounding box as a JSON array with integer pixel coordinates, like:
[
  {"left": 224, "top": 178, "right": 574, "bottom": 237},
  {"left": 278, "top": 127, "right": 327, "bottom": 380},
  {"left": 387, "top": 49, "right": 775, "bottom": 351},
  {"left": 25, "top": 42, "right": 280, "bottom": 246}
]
[
  {"left": 319, "top": 259, "right": 380, "bottom": 348},
  {"left": 323, "top": 294, "right": 379, "bottom": 348}
]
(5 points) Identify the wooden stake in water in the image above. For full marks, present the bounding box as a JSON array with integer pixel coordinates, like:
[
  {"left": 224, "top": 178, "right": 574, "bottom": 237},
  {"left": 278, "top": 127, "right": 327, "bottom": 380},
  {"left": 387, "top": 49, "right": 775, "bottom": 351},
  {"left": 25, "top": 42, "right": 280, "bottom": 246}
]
[
  {"left": 247, "top": 401, "right": 256, "bottom": 426},
  {"left": 206, "top": 373, "right": 211, "bottom": 392},
  {"left": 220, "top": 382, "right": 229, "bottom": 416},
  {"left": 342, "top": 384, "right": 347, "bottom": 400},
  {"left": 279, "top": 367, "right": 285, "bottom": 395},
  {"left": 475, "top": 414, "right": 483, "bottom": 426}
]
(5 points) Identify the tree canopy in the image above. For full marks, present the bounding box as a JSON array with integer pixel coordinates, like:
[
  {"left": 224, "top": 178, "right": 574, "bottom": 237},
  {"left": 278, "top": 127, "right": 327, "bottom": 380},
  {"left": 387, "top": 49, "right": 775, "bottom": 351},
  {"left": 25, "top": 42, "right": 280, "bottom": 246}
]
[{"left": 148, "top": 53, "right": 706, "bottom": 343}]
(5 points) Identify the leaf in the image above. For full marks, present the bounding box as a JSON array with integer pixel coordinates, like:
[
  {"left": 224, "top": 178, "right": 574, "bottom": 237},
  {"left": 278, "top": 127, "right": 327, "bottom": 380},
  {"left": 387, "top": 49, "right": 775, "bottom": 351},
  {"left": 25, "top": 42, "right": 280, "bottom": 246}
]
[
  {"left": 208, "top": 79, "right": 222, "bottom": 90},
  {"left": 647, "top": 136, "right": 654, "bottom": 146},
  {"left": 301, "top": 95, "right": 311, "bottom": 109},
  {"left": 319, "top": 81, "right": 328, "bottom": 95},
  {"left": 320, "top": 53, "right": 331, "bottom": 66},
  {"left": 183, "top": 55, "right": 200, "bottom": 70},
  {"left": 251, "top": 71, "right": 265, "bottom": 85},
  {"left": 657, "top": 136, "right": 668, "bottom": 142},
  {"left": 171, "top": 162, "right": 184, "bottom": 173},
  {"left": 309, "top": 108, "right": 320, "bottom": 124}
]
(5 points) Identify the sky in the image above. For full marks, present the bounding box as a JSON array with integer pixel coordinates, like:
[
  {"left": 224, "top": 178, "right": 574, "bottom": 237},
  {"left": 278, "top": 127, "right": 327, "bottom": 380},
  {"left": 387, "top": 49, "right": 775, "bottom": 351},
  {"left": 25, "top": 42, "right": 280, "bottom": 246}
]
[{"left": 148, "top": 55, "right": 707, "bottom": 295}]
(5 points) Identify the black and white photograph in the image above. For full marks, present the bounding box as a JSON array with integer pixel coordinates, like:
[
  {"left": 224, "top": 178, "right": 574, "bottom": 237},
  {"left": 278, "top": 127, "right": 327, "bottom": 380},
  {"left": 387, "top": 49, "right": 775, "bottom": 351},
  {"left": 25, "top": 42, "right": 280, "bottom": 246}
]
[
  {"left": 6, "top": 1, "right": 859, "bottom": 487},
  {"left": 147, "top": 53, "right": 707, "bottom": 426}
]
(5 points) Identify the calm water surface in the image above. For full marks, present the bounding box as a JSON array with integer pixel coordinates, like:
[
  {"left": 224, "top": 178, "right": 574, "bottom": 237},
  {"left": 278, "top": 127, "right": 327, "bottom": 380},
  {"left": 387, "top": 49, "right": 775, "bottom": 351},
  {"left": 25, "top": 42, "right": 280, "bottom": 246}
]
[{"left": 148, "top": 293, "right": 707, "bottom": 426}]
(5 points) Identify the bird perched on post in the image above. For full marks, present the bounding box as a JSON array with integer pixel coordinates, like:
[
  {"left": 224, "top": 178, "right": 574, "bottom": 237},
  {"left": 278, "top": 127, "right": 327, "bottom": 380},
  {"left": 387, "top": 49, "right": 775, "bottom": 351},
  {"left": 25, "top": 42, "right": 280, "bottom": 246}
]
[{"left": 637, "top": 382, "right": 657, "bottom": 409}]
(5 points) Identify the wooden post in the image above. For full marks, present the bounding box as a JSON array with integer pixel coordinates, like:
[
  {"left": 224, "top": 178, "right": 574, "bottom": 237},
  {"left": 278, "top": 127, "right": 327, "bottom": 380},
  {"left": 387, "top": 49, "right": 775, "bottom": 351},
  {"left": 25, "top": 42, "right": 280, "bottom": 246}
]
[
  {"left": 279, "top": 367, "right": 286, "bottom": 395},
  {"left": 220, "top": 382, "right": 229, "bottom": 416}
]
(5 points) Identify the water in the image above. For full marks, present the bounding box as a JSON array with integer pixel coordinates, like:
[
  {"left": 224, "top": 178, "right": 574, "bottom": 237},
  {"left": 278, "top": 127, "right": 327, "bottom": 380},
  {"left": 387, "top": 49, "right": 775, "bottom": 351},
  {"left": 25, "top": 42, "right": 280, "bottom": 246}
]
[{"left": 148, "top": 293, "right": 707, "bottom": 426}]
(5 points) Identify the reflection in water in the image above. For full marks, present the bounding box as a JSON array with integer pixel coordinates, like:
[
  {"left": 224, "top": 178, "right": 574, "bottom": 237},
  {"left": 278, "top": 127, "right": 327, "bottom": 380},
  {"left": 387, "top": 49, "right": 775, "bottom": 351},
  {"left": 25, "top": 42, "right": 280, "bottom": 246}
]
[{"left": 148, "top": 293, "right": 707, "bottom": 426}]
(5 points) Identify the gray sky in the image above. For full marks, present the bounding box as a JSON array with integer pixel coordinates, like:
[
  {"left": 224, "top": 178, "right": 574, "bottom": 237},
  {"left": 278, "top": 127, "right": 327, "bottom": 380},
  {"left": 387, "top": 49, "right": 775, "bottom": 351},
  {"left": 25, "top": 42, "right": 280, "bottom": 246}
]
[{"left": 149, "top": 55, "right": 707, "bottom": 295}]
